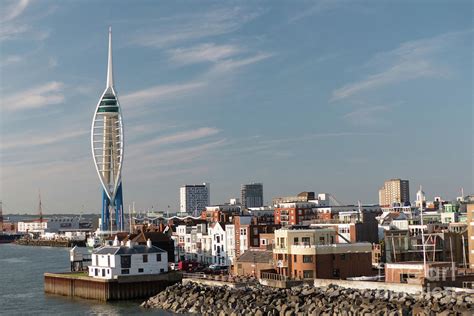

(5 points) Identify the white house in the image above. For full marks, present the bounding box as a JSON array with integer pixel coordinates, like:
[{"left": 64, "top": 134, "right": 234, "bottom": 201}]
[
  {"left": 88, "top": 238, "right": 168, "bottom": 279},
  {"left": 209, "top": 222, "right": 228, "bottom": 265},
  {"left": 225, "top": 224, "right": 235, "bottom": 264}
]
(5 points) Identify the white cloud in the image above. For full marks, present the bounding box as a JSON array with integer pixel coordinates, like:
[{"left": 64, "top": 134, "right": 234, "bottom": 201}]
[
  {"left": 0, "top": 0, "right": 30, "bottom": 23},
  {"left": 169, "top": 43, "right": 242, "bottom": 65},
  {"left": 343, "top": 106, "right": 391, "bottom": 126},
  {"left": 2, "top": 82, "right": 64, "bottom": 111},
  {"left": 289, "top": 0, "right": 346, "bottom": 23},
  {"left": 132, "top": 7, "right": 262, "bottom": 48},
  {"left": 129, "top": 127, "right": 220, "bottom": 156},
  {"left": 210, "top": 53, "right": 273, "bottom": 75},
  {"left": 0, "top": 130, "right": 87, "bottom": 150},
  {"left": 330, "top": 31, "right": 467, "bottom": 101},
  {"left": 121, "top": 82, "right": 206, "bottom": 108},
  {"left": 1, "top": 55, "right": 23, "bottom": 66}
]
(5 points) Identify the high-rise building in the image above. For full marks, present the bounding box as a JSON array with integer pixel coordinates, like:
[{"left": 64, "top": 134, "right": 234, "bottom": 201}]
[
  {"left": 180, "top": 183, "right": 210, "bottom": 214},
  {"left": 91, "top": 28, "right": 125, "bottom": 231},
  {"left": 378, "top": 179, "right": 410, "bottom": 207},
  {"left": 241, "top": 183, "right": 263, "bottom": 209},
  {"left": 466, "top": 197, "right": 474, "bottom": 268}
]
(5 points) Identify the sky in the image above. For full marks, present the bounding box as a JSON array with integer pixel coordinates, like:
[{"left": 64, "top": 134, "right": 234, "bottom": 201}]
[{"left": 0, "top": 0, "right": 472, "bottom": 214}]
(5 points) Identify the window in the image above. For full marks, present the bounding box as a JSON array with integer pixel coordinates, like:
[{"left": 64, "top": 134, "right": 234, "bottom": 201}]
[
  {"left": 95, "top": 268, "right": 98, "bottom": 276},
  {"left": 293, "top": 255, "right": 297, "bottom": 262},
  {"left": 138, "top": 268, "right": 144, "bottom": 273},
  {"left": 341, "top": 254, "right": 346, "bottom": 260},
  {"left": 298, "top": 209, "right": 303, "bottom": 215},
  {"left": 102, "top": 269, "right": 105, "bottom": 277},
  {"left": 121, "top": 269, "right": 130, "bottom": 274},
  {"left": 156, "top": 254, "right": 162, "bottom": 262},
  {"left": 107, "top": 255, "right": 110, "bottom": 266},
  {"left": 319, "top": 237, "right": 325, "bottom": 244},
  {"left": 261, "top": 239, "right": 267, "bottom": 245},
  {"left": 303, "top": 270, "right": 314, "bottom": 279},
  {"left": 143, "top": 255, "right": 148, "bottom": 263},
  {"left": 293, "top": 237, "right": 299, "bottom": 244},
  {"left": 120, "top": 255, "right": 131, "bottom": 268},
  {"left": 253, "top": 228, "right": 258, "bottom": 235},
  {"left": 160, "top": 268, "right": 165, "bottom": 273},
  {"left": 302, "top": 237, "right": 310, "bottom": 245},
  {"left": 303, "top": 255, "right": 313, "bottom": 263},
  {"left": 107, "top": 269, "right": 110, "bottom": 274}
]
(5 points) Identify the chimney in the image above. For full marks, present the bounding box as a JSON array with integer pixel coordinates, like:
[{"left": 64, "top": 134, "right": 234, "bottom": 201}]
[
  {"left": 113, "top": 236, "right": 119, "bottom": 246},
  {"left": 146, "top": 238, "right": 152, "bottom": 248}
]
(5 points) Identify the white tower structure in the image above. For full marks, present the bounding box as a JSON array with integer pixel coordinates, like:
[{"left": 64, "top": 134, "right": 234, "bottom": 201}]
[{"left": 91, "top": 27, "right": 124, "bottom": 231}]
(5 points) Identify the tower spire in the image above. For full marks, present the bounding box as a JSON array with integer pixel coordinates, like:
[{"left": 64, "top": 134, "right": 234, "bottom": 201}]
[{"left": 106, "top": 26, "right": 114, "bottom": 88}]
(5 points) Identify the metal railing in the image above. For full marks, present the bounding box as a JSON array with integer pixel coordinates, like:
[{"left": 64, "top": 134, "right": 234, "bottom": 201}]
[{"left": 260, "top": 272, "right": 288, "bottom": 282}]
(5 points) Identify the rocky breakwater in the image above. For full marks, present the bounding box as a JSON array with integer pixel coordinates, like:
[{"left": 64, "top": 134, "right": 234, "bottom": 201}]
[{"left": 142, "top": 282, "right": 473, "bottom": 315}]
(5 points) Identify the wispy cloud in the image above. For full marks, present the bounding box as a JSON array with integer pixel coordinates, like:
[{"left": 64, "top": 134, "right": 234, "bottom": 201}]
[
  {"left": 330, "top": 31, "right": 468, "bottom": 101},
  {"left": 0, "top": 0, "right": 30, "bottom": 23},
  {"left": 168, "top": 43, "right": 242, "bottom": 65},
  {"left": 1, "top": 129, "right": 87, "bottom": 150},
  {"left": 289, "top": 0, "right": 345, "bottom": 23},
  {"left": 132, "top": 127, "right": 220, "bottom": 152},
  {"left": 209, "top": 52, "right": 273, "bottom": 75},
  {"left": 131, "top": 7, "right": 263, "bottom": 48},
  {"left": 0, "top": 55, "right": 23, "bottom": 67},
  {"left": 343, "top": 106, "right": 391, "bottom": 127},
  {"left": 121, "top": 82, "right": 206, "bottom": 107},
  {"left": 2, "top": 82, "right": 65, "bottom": 111}
]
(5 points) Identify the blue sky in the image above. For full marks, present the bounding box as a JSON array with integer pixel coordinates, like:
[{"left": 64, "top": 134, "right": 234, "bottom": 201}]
[{"left": 0, "top": 0, "right": 472, "bottom": 214}]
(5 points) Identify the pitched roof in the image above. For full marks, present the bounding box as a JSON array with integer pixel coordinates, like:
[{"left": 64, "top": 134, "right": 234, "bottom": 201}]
[
  {"left": 94, "top": 244, "right": 166, "bottom": 255},
  {"left": 236, "top": 250, "right": 273, "bottom": 263}
]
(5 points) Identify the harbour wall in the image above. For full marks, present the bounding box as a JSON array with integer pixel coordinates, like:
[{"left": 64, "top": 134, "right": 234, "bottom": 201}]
[{"left": 44, "top": 271, "right": 181, "bottom": 301}]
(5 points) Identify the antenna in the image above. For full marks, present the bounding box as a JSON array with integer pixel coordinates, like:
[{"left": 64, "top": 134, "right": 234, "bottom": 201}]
[
  {"left": 0, "top": 201, "right": 3, "bottom": 233},
  {"left": 419, "top": 185, "right": 427, "bottom": 278},
  {"left": 38, "top": 189, "right": 43, "bottom": 223},
  {"left": 106, "top": 26, "right": 114, "bottom": 88},
  {"left": 129, "top": 204, "right": 132, "bottom": 233}
]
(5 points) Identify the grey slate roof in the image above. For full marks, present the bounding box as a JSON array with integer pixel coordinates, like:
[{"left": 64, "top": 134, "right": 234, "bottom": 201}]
[{"left": 95, "top": 245, "right": 166, "bottom": 255}]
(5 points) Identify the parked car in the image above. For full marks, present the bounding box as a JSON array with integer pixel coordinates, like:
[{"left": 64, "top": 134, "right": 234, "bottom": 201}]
[{"left": 205, "top": 264, "right": 229, "bottom": 275}]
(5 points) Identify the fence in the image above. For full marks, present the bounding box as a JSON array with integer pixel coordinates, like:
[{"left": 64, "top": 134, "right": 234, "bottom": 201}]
[{"left": 260, "top": 272, "right": 288, "bottom": 282}]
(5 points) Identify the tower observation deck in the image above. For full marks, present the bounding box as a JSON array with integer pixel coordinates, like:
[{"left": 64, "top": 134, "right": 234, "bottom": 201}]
[{"left": 91, "top": 27, "right": 124, "bottom": 231}]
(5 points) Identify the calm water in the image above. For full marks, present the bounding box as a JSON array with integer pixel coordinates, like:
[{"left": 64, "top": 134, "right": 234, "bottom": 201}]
[{"left": 0, "top": 244, "right": 170, "bottom": 315}]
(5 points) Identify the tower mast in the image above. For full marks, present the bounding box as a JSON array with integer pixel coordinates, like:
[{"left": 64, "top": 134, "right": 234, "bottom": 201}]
[{"left": 38, "top": 190, "right": 43, "bottom": 223}]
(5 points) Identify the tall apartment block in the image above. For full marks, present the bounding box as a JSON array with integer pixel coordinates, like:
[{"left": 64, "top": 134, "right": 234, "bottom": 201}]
[
  {"left": 241, "top": 183, "right": 263, "bottom": 209},
  {"left": 180, "top": 183, "right": 210, "bottom": 214},
  {"left": 467, "top": 197, "right": 474, "bottom": 268},
  {"left": 378, "top": 178, "right": 410, "bottom": 207}
]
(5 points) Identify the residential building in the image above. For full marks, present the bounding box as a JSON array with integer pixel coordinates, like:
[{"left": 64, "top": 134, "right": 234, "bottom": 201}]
[
  {"left": 88, "top": 238, "right": 168, "bottom": 279},
  {"left": 201, "top": 205, "right": 242, "bottom": 223},
  {"left": 273, "top": 226, "right": 372, "bottom": 279},
  {"left": 180, "top": 183, "right": 210, "bottom": 214},
  {"left": 467, "top": 197, "right": 474, "bottom": 268},
  {"left": 234, "top": 249, "right": 274, "bottom": 277},
  {"left": 378, "top": 179, "right": 410, "bottom": 207},
  {"left": 272, "top": 192, "right": 315, "bottom": 205},
  {"left": 274, "top": 202, "right": 317, "bottom": 226},
  {"left": 241, "top": 183, "right": 263, "bottom": 209},
  {"left": 209, "top": 222, "right": 228, "bottom": 265}
]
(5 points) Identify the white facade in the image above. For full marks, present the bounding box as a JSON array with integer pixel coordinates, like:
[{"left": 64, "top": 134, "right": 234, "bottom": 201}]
[
  {"left": 225, "top": 224, "right": 235, "bottom": 264},
  {"left": 180, "top": 183, "right": 210, "bottom": 214},
  {"left": 88, "top": 239, "right": 168, "bottom": 279},
  {"left": 17, "top": 221, "right": 48, "bottom": 233},
  {"left": 209, "top": 222, "right": 228, "bottom": 265}
]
